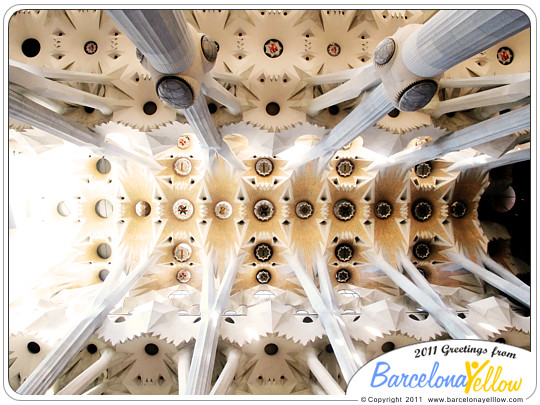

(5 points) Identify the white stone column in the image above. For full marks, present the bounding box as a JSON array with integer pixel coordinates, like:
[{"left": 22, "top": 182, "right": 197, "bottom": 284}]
[
  {"left": 287, "top": 253, "right": 362, "bottom": 383},
  {"left": 304, "top": 348, "right": 345, "bottom": 395},
  {"left": 106, "top": 10, "right": 195, "bottom": 74},
  {"left": 185, "top": 253, "right": 244, "bottom": 395},
  {"left": 447, "top": 250, "right": 530, "bottom": 307},
  {"left": 374, "top": 105, "right": 530, "bottom": 170},
  {"left": 9, "top": 89, "right": 104, "bottom": 152},
  {"left": 16, "top": 254, "right": 161, "bottom": 395},
  {"left": 403, "top": 10, "right": 530, "bottom": 78},
  {"left": 184, "top": 95, "right": 246, "bottom": 171},
  {"left": 398, "top": 254, "right": 480, "bottom": 339},
  {"left": 447, "top": 144, "right": 530, "bottom": 172},
  {"left": 310, "top": 381, "right": 327, "bottom": 395},
  {"left": 81, "top": 382, "right": 107, "bottom": 395},
  {"left": 209, "top": 347, "right": 241, "bottom": 395},
  {"left": 175, "top": 346, "right": 193, "bottom": 395},
  {"left": 288, "top": 83, "right": 394, "bottom": 169},
  {"left": 368, "top": 252, "right": 480, "bottom": 339},
  {"left": 56, "top": 349, "right": 115, "bottom": 395},
  {"left": 479, "top": 252, "right": 530, "bottom": 291},
  {"left": 9, "top": 89, "right": 161, "bottom": 170},
  {"left": 306, "top": 65, "right": 381, "bottom": 116}
]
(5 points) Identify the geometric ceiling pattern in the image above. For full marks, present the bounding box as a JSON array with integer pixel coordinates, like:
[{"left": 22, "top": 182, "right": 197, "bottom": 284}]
[{"left": 8, "top": 9, "right": 531, "bottom": 396}]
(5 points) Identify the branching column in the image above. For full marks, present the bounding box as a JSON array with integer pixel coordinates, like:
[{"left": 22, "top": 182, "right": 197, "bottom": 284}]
[
  {"left": 209, "top": 347, "right": 241, "bottom": 395},
  {"left": 185, "top": 253, "right": 244, "bottom": 395},
  {"left": 375, "top": 105, "right": 530, "bottom": 170},
  {"left": 57, "top": 349, "right": 115, "bottom": 395},
  {"left": 106, "top": 10, "right": 195, "bottom": 74},
  {"left": 17, "top": 254, "right": 161, "bottom": 395},
  {"left": 368, "top": 252, "right": 480, "bottom": 339},
  {"left": 287, "top": 253, "right": 362, "bottom": 383},
  {"left": 446, "top": 250, "right": 530, "bottom": 307}
]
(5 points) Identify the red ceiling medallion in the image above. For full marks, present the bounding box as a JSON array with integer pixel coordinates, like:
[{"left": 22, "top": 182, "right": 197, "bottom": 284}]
[
  {"left": 327, "top": 42, "right": 341, "bottom": 57},
  {"left": 264, "top": 39, "right": 283, "bottom": 58},
  {"left": 497, "top": 47, "right": 513, "bottom": 65}
]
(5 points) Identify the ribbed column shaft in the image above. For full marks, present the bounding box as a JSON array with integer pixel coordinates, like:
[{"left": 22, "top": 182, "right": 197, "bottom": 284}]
[
  {"left": 185, "top": 254, "right": 243, "bottom": 395},
  {"left": 107, "top": 10, "right": 195, "bottom": 74},
  {"left": 369, "top": 253, "right": 480, "bottom": 340},
  {"left": 291, "top": 84, "right": 393, "bottom": 168},
  {"left": 403, "top": 10, "right": 530, "bottom": 78},
  {"left": 388, "top": 104, "right": 530, "bottom": 168},
  {"left": 447, "top": 144, "right": 530, "bottom": 172},
  {"left": 9, "top": 89, "right": 102, "bottom": 150},
  {"left": 447, "top": 251, "right": 530, "bottom": 307}
]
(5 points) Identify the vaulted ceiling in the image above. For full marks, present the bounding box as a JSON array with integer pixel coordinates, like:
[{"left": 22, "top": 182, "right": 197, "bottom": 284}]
[{"left": 8, "top": 9, "right": 531, "bottom": 396}]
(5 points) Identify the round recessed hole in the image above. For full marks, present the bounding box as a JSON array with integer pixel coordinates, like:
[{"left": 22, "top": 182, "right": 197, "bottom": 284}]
[
  {"left": 413, "top": 242, "right": 431, "bottom": 260},
  {"left": 328, "top": 105, "right": 339, "bottom": 115},
  {"left": 57, "top": 201, "right": 72, "bottom": 217},
  {"left": 264, "top": 343, "right": 279, "bottom": 355},
  {"left": 208, "top": 103, "right": 218, "bottom": 114},
  {"left": 412, "top": 200, "right": 433, "bottom": 222},
  {"left": 87, "top": 344, "right": 98, "bottom": 354},
  {"left": 375, "top": 201, "right": 392, "bottom": 219},
  {"left": 21, "top": 38, "right": 41, "bottom": 58},
  {"left": 414, "top": 162, "right": 432, "bottom": 178},
  {"left": 388, "top": 108, "right": 400, "bottom": 118},
  {"left": 143, "top": 101, "right": 158, "bottom": 115},
  {"left": 381, "top": 341, "right": 395, "bottom": 353},
  {"left": 84, "top": 40, "right": 98, "bottom": 55},
  {"left": 84, "top": 106, "right": 95, "bottom": 114},
  {"left": 266, "top": 102, "right": 280, "bottom": 116},
  {"left": 27, "top": 341, "right": 41, "bottom": 354},
  {"left": 450, "top": 200, "right": 467, "bottom": 218},
  {"left": 144, "top": 343, "right": 159, "bottom": 356}
]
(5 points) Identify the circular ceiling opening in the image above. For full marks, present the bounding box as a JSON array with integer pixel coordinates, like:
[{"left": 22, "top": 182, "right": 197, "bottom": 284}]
[
  {"left": 143, "top": 101, "right": 158, "bottom": 115},
  {"left": 22, "top": 38, "right": 41, "bottom": 58},
  {"left": 450, "top": 200, "right": 467, "bottom": 218},
  {"left": 412, "top": 200, "right": 433, "bottom": 222},
  {"left": 27, "top": 341, "right": 41, "bottom": 354},
  {"left": 144, "top": 343, "right": 159, "bottom": 356},
  {"left": 264, "top": 343, "right": 279, "bottom": 355},
  {"left": 375, "top": 201, "right": 392, "bottom": 219},
  {"left": 87, "top": 343, "right": 98, "bottom": 354},
  {"left": 266, "top": 102, "right": 280, "bottom": 116},
  {"left": 207, "top": 103, "right": 218, "bottom": 114},
  {"left": 381, "top": 341, "right": 395, "bottom": 353}
]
